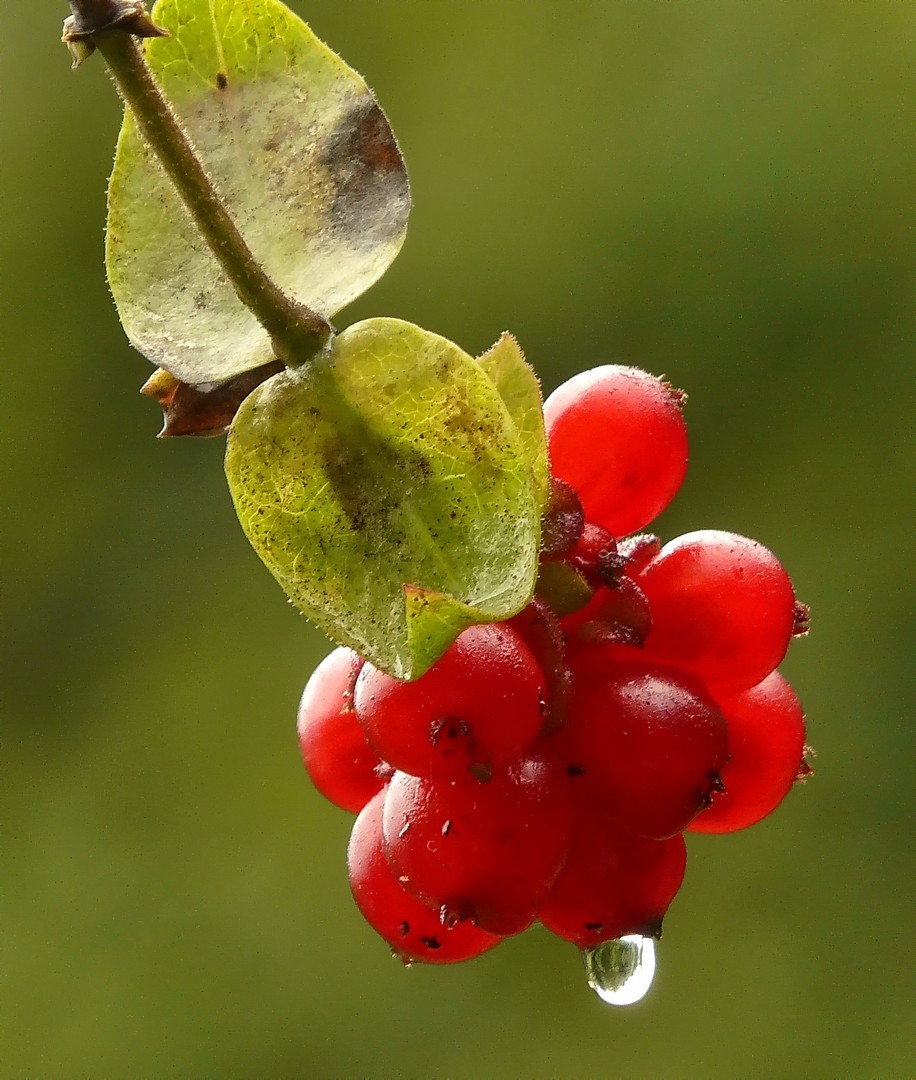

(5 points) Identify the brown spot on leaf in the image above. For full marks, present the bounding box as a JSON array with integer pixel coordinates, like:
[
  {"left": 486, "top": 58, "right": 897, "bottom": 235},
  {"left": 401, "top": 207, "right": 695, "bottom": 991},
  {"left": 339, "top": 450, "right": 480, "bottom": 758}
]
[
  {"left": 216, "top": 72, "right": 228, "bottom": 91},
  {"left": 316, "top": 383, "right": 432, "bottom": 536},
  {"left": 316, "top": 95, "right": 409, "bottom": 249}
]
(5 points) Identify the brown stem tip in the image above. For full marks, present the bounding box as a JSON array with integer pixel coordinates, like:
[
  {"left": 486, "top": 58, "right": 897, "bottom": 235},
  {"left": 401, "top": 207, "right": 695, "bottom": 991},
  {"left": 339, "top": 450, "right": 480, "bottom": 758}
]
[
  {"left": 796, "top": 746, "right": 816, "bottom": 783},
  {"left": 63, "top": 0, "right": 167, "bottom": 68},
  {"left": 139, "top": 361, "right": 284, "bottom": 438},
  {"left": 792, "top": 601, "right": 812, "bottom": 637}
]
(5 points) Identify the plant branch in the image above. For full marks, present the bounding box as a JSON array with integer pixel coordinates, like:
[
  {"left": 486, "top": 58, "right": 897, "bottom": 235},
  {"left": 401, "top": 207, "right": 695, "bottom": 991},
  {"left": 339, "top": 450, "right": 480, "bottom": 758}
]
[{"left": 63, "top": 1, "right": 332, "bottom": 367}]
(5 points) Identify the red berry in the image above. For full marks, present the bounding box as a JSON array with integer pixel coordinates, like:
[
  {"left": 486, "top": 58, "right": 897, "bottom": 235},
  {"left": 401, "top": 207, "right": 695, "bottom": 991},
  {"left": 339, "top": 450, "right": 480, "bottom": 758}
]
[
  {"left": 544, "top": 366, "right": 688, "bottom": 536},
  {"left": 297, "top": 648, "right": 387, "bottom": 812},
  {"left": 638, "top": 530, "right": 797, "bottom": 695},
  {"left": 348, "top": 791, "right": 502, "bottom": 963},
  {"left": 381, "top": 757, "right": 573, "bottom": 935},
  {"left": 539, "top": 807, "right": 686, "bottom": 947},
  {"left": 566, "top": 523, "right": 626, "bottom": 588},
  {"left": 548, "top": 653, "right": 729, "bottom": 839},
  {"left": 354, "top": 624, "right": 546, "bottom": 783},
  {"left": 689, "top": 671, "right": 807, "bottom": 834}
]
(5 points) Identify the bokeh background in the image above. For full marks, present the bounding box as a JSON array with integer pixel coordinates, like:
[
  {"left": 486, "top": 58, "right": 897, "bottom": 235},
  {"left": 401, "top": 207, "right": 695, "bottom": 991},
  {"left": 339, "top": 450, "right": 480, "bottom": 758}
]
[{"left": 2, "top": 2, "right": 912, "bottom": 1077}]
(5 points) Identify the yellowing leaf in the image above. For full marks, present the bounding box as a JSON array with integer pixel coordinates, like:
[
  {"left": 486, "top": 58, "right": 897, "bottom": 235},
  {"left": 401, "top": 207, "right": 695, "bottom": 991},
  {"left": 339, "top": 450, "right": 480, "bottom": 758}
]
[
  {"left": 225, "top": 319, "right": 540, "bottom": 679},
  {"left": 107, "top": 0, "right": 410, "bottom": 384}
]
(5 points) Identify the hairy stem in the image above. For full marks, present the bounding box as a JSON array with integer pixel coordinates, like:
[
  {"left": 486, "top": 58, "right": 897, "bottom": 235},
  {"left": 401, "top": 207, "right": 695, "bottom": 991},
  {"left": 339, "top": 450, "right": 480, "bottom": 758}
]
[{"left": 81, "top": 11, "right": 332, "bottom": 366}]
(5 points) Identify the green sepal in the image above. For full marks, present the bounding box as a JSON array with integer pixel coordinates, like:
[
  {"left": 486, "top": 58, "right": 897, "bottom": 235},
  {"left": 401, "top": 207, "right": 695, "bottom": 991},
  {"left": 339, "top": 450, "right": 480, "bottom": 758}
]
[
  {"left": 477, "top": 332, "right": 549, "bottom": 515},
  {"left": 535, "top": 560, "right": 594, "bottom": 618}
]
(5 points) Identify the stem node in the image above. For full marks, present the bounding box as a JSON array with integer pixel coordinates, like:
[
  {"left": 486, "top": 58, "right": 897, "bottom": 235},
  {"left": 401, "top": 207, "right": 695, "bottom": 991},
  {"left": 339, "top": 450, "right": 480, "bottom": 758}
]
[{"left": 63, "top": 0, "right": 166, "bottom": 68}]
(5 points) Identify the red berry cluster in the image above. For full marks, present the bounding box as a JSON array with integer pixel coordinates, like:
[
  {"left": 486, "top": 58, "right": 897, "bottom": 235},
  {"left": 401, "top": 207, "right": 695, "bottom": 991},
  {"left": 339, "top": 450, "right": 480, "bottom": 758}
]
[{"left": 296, "top": 365, "right": 812, "bottom": 967}]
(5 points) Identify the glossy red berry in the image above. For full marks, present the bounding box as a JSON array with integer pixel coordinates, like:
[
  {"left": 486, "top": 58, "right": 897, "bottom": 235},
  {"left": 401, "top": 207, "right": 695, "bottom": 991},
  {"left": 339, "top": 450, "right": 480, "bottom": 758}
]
[
  {"left": 539, "top": 808, "right": 687, "bottom": 947},
  {"left": 689, "top": 671, "right": 807, "bottom": 833},
  {"left": 550, "top": 653, "right": 729, "bottom": 839},
  {"left": 381, "top": 756, "right": 573, "bottom": 935},
  {"left": 297, "top": 647, "right": 387, "bottom": 813},
  {"left": 354, "top": 624, "right": 546, "bottom": 783},
  {"left": 638, "top": 530, "right": 797, "bottom": 695},
  {"left": 348, "top": 791, "right": 502, "bottom": 963},
  {"left": 544, "top": 365, "right": 688, "bottom": 536}
]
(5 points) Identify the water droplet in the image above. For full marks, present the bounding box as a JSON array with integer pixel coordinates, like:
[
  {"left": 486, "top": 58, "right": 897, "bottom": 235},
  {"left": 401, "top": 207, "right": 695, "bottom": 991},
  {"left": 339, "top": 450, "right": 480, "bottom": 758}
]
[{"left": 582, "top": 934, "right": 656, "bottom": 1006}]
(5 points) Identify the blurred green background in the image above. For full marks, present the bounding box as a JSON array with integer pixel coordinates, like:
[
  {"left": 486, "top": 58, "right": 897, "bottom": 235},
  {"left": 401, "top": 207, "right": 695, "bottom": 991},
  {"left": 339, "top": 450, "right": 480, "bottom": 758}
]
[{"left": 2, "top": 1, "right": 912, "bottom": 1077}]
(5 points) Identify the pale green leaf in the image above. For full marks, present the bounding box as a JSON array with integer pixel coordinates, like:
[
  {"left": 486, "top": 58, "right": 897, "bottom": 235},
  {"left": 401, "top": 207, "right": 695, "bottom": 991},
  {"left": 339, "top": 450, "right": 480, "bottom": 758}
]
[
  {"left": 225, "top": 319, "right": 540, "bottom": 679},
  {"left": 107, "top": 0, "right": 410, "bottom": 384},
  {"left": 477, "top": 332, "right": 549, "bottom": 514}
]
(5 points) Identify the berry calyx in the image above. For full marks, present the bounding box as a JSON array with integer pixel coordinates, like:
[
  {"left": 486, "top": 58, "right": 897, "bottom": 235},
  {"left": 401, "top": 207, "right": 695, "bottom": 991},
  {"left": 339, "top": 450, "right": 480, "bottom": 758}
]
[
  {"left": 617, "top": 533, "right": 661, "bottom": 575},
  {"left": 566, "top": 523, "right": 627, "bottom": 589},
  {"left": 506, "top": 599, "right": 572, "bottom": 733}
]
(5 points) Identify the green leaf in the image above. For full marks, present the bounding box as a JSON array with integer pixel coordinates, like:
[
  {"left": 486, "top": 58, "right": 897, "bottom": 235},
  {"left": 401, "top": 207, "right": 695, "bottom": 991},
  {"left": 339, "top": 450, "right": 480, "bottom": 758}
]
[
  {"left": 225, "top": 319, "right": 540, "bottom": 679},
  {"left": 107, "top": 0, "right": 410, "bottom": 384},
  {"left": 477, "top": 333, "right": 549, "bottom": 514}
]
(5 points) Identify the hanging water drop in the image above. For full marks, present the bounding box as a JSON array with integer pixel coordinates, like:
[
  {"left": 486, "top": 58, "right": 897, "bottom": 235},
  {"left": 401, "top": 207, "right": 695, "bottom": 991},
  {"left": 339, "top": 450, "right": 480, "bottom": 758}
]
[{"left": 582, "top": 934, "right": 656, "bottom": 1006}]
